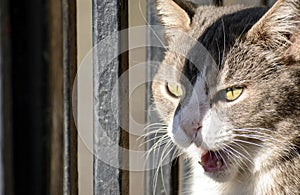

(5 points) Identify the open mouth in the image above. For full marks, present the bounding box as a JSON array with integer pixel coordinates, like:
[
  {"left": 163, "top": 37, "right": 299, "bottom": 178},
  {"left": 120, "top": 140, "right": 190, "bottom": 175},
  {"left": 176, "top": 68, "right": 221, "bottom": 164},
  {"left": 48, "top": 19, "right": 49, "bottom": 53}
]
[{"left": 199, "top": 150, "right": 226, "bottom": 173}]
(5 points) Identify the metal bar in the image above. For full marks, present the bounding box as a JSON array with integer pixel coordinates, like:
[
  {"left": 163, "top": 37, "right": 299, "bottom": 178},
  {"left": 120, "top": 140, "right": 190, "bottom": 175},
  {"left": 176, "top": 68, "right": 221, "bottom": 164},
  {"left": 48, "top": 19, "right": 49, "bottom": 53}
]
[
  {"left": 49, "top": 0, "right": 78, "bottom": 194},
  {"left": 92, "top": 0, "right": 129, "bottom": 194},
  {"left": 49, "top": 0, "right": 64, "bottom": 193},
  {"left": 119, "top": 0, "right": 129, "bottom": 193},
  {"left": 92, "top": 1, "right": 120, "bottom": 193},
  {"left": 63, "top": 0, "right": 78, "bottom": 194}
]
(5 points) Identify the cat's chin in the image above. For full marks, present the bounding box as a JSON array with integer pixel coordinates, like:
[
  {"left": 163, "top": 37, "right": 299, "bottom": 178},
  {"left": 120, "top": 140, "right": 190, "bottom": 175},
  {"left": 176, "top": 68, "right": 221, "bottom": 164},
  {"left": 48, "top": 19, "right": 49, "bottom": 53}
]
[
  {"left": 187, "top": 146, "right": 237, "bottom": 183},
  {"left": 202, "top": 163, "right": 235, "bottom": 183}
]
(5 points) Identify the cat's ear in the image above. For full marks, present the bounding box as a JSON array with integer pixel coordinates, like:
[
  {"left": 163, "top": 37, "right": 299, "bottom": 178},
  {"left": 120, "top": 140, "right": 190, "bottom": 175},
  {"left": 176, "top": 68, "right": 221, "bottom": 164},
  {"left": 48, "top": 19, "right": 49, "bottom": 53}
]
[
  {"left": 156, "top": 0, "right": 197, "bottom": 40},
  {"left": 246, "top": 0, "right": 300, "bottom": 61}
]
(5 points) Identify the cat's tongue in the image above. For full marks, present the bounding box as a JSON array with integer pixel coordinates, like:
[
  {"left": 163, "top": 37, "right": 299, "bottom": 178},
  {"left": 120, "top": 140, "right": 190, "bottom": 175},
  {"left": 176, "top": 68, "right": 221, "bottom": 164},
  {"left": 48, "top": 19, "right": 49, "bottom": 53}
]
[{"left": 200, "top": 150, "right": 223, "bottom": 172}]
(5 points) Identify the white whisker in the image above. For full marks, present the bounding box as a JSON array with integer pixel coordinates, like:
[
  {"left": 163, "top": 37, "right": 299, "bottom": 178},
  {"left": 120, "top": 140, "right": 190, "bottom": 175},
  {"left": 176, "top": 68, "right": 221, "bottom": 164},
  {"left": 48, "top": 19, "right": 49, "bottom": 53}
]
[
  {"left": 230, "top": 145, "right": 253, "bottom": 167},
  {"left": 232, "top": 138, "right": 264, "bottom": 148}
]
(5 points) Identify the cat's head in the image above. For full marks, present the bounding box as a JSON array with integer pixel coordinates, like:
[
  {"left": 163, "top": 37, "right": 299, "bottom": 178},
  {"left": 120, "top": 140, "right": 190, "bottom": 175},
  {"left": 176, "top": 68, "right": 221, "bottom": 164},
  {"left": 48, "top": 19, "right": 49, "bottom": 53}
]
[
  {"left": 153, "top": 0, "right": 300, "bottom": 182},
  {"left": 152, "top": 0, "right": 243, "bottom": 126}
]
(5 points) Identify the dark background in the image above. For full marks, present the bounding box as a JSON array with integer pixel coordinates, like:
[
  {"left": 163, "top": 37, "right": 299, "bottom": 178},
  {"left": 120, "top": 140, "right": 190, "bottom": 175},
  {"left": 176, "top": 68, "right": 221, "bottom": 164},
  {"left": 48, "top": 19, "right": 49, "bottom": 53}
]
[{"left": 10, "top": 0, "right": 49, "bottom": 194}]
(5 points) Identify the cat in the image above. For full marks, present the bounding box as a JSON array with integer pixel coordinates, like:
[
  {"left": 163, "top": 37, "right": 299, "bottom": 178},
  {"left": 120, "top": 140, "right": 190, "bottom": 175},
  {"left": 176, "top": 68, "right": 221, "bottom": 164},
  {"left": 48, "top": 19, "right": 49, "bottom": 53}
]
[{"left": 151, "top": 0, "right": 300, "bottom": 194}]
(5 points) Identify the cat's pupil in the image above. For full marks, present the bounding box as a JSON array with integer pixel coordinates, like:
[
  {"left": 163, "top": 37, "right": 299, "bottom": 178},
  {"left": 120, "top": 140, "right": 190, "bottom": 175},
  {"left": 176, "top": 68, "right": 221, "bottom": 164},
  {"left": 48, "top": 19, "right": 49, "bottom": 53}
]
[{"left": 225, "top": 86, "right": 243, "bottom": 101}]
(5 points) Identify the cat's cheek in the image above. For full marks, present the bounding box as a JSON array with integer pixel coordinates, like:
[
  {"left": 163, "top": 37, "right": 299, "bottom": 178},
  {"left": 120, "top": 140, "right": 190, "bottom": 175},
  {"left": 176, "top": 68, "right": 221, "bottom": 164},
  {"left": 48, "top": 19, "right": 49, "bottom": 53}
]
[{"left": 201, "top": 109, "right": 225, "bottom": 150}]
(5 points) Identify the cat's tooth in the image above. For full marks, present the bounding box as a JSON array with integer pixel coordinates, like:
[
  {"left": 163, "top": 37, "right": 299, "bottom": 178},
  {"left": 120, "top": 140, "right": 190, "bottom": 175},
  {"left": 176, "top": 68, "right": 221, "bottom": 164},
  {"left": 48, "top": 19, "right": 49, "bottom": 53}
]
[{"left": 217, "top": 160, "right": 222, "bottom": 168}]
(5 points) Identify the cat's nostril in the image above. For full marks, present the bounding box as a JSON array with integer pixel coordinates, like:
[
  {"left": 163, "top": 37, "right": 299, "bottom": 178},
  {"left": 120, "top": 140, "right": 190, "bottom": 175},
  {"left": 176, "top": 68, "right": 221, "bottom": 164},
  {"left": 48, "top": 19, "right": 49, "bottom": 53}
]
[
  {"left": 192, "top": 123, "right": 202, "bottom": 143},
  {"left": 197, "top": 123, "right": 202, "bottom": 131},
  {"left": 192, "top": 123, "right": 202, "bottom": 139},
  {"left": 191, "top": 123, "right": 202, "bottom": 141}
]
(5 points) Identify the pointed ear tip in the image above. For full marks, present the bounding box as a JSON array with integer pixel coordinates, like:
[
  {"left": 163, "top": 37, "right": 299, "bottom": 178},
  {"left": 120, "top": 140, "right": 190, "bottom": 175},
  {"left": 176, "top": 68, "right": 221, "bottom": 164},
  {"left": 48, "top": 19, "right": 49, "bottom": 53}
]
[
  {"left": 246, "top": 0, "right": 300, "bottom": 40},
  {"left": 155, "top": 0, "right": 197, "bottom": 15},
  {"left": 155, "top": 0, "right": 195, "bottom": 31}
]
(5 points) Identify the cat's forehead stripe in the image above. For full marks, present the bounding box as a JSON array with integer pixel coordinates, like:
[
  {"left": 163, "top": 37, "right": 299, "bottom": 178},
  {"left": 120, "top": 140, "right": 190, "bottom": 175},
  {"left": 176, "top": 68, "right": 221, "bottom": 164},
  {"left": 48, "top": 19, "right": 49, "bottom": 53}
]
[{"left": 182, "top": 7, "right": 268, "bottom": 88}]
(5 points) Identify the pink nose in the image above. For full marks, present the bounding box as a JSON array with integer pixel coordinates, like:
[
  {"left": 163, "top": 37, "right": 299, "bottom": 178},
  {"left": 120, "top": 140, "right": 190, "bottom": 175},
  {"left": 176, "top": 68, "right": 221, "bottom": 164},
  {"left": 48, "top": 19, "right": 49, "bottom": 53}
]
[
  {"left": 181, "top": 120, "right": 202, "bottom": 140},
  {"left": 171, "top": 113, "right": 203, "bottom": 148}
]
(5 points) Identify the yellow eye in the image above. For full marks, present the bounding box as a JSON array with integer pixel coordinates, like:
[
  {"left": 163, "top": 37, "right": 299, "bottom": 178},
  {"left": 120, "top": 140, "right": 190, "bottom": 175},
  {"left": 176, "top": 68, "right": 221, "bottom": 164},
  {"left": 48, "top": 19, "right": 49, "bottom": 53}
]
[
  {"left": 225, "top": 87, "right": 243, "bottom": 101},
  {"left": 166, "top": 82, "right": 183, "bottom": 98}
]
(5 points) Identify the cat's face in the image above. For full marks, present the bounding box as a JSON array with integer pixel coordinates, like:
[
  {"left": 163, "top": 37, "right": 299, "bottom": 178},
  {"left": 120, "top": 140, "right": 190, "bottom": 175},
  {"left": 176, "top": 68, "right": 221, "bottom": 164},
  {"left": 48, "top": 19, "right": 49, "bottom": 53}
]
[{"left": 153, "top": 0, "right": 300, "bottom": 182}]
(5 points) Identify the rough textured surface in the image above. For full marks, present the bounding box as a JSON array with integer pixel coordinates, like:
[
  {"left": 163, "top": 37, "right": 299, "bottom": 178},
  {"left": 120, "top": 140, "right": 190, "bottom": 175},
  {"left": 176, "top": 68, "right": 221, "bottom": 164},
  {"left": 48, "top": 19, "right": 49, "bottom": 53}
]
[{"left": 93, "top": 0, "right": 121, "bottom": 194}]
